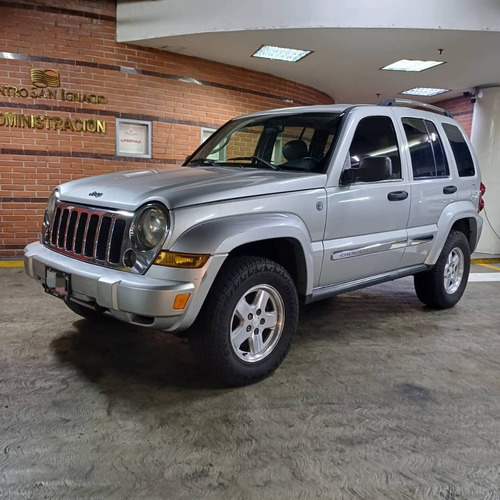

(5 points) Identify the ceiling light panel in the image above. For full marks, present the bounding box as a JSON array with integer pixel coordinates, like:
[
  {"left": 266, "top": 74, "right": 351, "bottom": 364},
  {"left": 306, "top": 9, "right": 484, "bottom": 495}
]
[
  {"left": 401, "top": 87, "right": 450, "bottom": 97},
  {"left": 381, "top": 59, "right": 445, "bottom": 72},
  {"left": 252, "top": 45, "right": 311, "bottom": 62}
]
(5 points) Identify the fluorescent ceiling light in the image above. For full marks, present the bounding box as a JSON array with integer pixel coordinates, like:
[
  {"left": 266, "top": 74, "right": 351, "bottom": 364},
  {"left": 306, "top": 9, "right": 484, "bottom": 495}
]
[
  {"left": 252, "top": 45, "right": 311, "bottom": 62},
  {"left": 381, "top": 59, "right": 445, "bottom": 72},
  {"left": 401, "top": 87, "right": 450, "bottom": 97}
]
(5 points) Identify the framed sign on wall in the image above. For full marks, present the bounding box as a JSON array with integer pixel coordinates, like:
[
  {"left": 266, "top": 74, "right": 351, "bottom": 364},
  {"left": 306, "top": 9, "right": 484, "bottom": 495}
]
[{"left": 116, "top": 118, "right": 152, "bottom": 158}]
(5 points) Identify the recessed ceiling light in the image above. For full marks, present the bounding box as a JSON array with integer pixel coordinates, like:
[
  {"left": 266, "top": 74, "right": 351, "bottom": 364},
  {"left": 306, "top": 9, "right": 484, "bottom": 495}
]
[
  {"left": 252, "top": 45, "right": 312, "bottom": 62},
  {"left": 381, "top": 59, "right": 445, "bottom": 72},
  {"left": 401, "top": 87, "right": 451, "bottom": 97}
]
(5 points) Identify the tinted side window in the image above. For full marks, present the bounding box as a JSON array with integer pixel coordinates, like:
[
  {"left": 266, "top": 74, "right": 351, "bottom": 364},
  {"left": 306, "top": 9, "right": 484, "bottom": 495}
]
[
  {"left": 402, "top": 118, "right": 434, "bottom": 177},
  {"left": 402, "top": 118, "right": 449, "bottom": 178},
  {"left": 442, "top": 123, "right": 476, "bottom": 177},
  {"left": 349, "top": 116, "right": 401, "bottom": 179},
  {"left": 425, "top": 121, "right": 448, "bottom": 176}
]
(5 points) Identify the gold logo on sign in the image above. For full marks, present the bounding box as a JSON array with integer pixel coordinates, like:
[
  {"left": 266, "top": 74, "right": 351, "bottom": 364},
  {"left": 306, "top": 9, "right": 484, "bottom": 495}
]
[{"left": 30, "top": 69, "right": 60, "bottom": 88}]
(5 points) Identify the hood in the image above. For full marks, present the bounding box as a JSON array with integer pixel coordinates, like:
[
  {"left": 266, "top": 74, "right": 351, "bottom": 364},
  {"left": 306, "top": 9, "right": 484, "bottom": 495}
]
[{"left": 58, "top": 167, "right": 326, "bottom": 211}]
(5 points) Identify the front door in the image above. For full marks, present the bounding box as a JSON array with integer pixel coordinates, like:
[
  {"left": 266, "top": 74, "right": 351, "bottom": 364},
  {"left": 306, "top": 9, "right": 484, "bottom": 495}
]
[{"left": 320, "top": 113, "right": 411, "bottom": 286}]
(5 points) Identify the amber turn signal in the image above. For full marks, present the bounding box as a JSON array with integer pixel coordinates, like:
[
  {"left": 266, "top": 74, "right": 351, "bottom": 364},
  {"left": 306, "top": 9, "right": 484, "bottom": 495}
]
[
  {"left": 173, "top": 293, "right": 191, "bottom": 310},
  {"left": 154, "top": 251, "right": 209, "bottom": 268}
]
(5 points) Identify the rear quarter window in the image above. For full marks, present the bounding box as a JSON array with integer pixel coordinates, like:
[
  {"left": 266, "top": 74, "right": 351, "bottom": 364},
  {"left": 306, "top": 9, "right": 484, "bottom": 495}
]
[{"left": 442, "top": 123, "right": 476, "bottom": 177}]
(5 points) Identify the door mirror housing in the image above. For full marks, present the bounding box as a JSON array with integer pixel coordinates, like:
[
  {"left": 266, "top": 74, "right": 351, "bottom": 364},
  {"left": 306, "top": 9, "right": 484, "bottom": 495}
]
[
  {"left": 358, "top": 156, "right": 392, "bottom": 182},
  {"left": 341, "top": 156, "right": 393, "bottom": 184},
  {"left": 340, "top": 168, "right": 358, "bottom": 185}
]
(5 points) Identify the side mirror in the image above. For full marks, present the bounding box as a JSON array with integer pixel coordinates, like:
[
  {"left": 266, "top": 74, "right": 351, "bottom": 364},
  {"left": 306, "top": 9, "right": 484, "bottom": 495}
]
[
  {"left": 358, "top": 156, "right": 392, "bottom": 182},
  {"left": 340, "top": 168, "right": 358, "bottom": 185},
  {"left": 184, "top": 155, "right": 192, "bottom": 165},
  {"left": 341, "top": 156, "right": 393, "bottom": 184}
]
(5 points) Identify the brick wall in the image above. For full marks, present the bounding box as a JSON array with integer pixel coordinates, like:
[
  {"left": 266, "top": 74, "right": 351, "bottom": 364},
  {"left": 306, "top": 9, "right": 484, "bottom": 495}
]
[
  {"left": 434, "top": 95, "right": 474, "bottom": 137},
  {"left": 0, "top": 0, "right": 334, "bottom": 258}
]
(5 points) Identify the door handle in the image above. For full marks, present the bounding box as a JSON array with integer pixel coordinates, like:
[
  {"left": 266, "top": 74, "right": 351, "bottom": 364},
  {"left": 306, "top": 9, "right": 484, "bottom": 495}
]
[
  {"left": 443, "top": 185, "right": 457, "bottom": 194},
  {"left": 387, "top": 190, "right": 409, "bottom": 201}
]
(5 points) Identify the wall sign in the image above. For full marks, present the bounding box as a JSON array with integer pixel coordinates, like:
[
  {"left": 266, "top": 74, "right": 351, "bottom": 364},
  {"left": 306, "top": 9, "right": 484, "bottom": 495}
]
[
  {"left": 0, "top": 113, "right": 105, "bottom": 133},
  {"left": 0, "top": 69, "right": 107, "bottom": 134},
  {"left": 30, "top": 69, "right": 60, "bottom": 88},
  {"left": 0, "top": 69, "right": 107, "bottom": 104},
  {"left": 116, "top": 118, "right": 152, "bottom": 158}
]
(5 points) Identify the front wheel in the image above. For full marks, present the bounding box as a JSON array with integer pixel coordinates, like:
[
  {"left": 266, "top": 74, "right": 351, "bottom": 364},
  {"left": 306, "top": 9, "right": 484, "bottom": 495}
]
[
  {"left": 414, "top": 230, "right": 471, "bottom": 309},
  {"left": 188, "top": 256, "right": 299, "bottom": 386}
]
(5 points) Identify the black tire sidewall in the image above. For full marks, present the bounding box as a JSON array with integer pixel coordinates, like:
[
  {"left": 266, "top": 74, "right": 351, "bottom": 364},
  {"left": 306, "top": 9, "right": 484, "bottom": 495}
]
[
  {"left": 415, "top": 230, "right": 471, "bottom": 309},
  {"left": 220, "top": 269, "right": 296, "bottom": 372},
  {"left": 193, "top": 256, "right": 299, "bottom": 385},
  {"left": 437, "top": 231, "right": 470, "bottom": 306}
]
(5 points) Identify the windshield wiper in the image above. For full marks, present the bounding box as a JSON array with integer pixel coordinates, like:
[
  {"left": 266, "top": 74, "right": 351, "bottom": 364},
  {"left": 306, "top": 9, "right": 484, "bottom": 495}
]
[
  {"left": 189, "top": 158, "right": 220, "bottom": 166},
  {"left": 227, "top": 156, "right": 282, "bottom": 171}
]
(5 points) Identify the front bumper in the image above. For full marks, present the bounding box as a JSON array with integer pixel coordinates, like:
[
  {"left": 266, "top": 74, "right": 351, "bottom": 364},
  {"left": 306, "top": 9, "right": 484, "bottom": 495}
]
[{"left": 24, "top": 242, "right": 195, "bottom": 330}]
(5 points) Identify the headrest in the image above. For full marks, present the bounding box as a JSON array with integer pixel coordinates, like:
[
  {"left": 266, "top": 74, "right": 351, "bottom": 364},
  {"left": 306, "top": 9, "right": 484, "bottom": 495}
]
[{"left": 283, "top": 140, "right": 308, "bottom": 161}]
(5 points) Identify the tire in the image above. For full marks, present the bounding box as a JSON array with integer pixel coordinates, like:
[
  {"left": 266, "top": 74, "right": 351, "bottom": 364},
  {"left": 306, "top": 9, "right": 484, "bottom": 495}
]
[
  {"left": 65, "top": 300, "right": 109, "bottom": 322},
  {"left": 188, "top": 256, "right": 299, "bottom": 387},
  {"left": 414, "top": 230, "right": 470, "bottom": 309}
]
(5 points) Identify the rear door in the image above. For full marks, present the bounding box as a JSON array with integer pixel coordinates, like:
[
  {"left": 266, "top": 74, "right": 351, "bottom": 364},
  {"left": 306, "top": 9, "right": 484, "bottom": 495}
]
[{"left": 393, "top": 109, "right": 458, "bottom": 267}]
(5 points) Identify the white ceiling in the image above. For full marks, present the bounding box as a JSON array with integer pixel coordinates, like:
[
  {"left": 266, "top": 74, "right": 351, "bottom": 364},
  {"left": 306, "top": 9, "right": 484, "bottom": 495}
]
[
  {"left": 117, "top": 0, "right": 500, "bottom": 104},
  {"left": 152, "top": 27, "right": 500, "bottom": 104}
]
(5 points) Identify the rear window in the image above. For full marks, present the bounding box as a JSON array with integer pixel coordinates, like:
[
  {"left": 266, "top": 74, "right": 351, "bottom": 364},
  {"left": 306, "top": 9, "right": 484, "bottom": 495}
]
[{"left": 442, "top": 123, "right": 476, "bottom": 177}]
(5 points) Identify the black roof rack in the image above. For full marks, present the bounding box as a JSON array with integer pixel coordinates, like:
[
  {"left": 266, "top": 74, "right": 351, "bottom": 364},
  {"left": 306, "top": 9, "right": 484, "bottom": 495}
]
[{"left": 378, "top": 98, "right": 452, "bottom": 118}]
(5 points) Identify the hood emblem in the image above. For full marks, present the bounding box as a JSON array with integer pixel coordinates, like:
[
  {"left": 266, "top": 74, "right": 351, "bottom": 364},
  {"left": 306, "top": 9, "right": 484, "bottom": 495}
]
[{"left": 89, "top": 191, "right": 103, "bottom": 198}]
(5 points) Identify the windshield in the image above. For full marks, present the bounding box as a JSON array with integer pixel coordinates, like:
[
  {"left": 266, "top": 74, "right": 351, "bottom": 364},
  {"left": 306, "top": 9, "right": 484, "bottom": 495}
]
[{"left": 187, "top": 112, "right": 343, "bottom": 173}]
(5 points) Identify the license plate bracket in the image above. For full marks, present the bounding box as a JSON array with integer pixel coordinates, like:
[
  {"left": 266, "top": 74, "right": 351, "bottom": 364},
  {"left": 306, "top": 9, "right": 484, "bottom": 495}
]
[{"left": 45, "top": 268, "right": 70, "bottom": 300}]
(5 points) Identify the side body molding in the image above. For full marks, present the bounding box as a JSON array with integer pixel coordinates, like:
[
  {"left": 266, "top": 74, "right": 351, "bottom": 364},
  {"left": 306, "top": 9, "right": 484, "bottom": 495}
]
[{"left": 170, "top": 212, "right": 317, "bottom": 295}]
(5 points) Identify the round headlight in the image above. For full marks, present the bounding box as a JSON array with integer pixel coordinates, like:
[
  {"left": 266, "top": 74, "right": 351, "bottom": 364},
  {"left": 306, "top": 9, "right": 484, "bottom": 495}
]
[
  {"left": 44, "top": 189, "right": 59, "bottom": 227},
  {"left": 132, "top": 205, "right": 168, "bottom": 250}
]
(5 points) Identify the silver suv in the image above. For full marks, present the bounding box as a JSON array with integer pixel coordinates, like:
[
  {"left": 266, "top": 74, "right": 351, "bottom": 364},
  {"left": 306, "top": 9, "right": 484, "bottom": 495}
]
[{"left": 24, "top": 99, "right": 485, "bottom": 386}]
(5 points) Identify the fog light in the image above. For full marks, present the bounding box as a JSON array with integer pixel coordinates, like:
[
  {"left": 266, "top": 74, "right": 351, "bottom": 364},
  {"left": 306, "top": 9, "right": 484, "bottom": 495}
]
[
  {"left": 154, "top": 251, "right": 209, "bottom": 268},
  {"left": 123, "top": 249, "right": 137, "bottom": 268},
  {"left": 173, "top": 293, "right": 191, "bottom": 310}
]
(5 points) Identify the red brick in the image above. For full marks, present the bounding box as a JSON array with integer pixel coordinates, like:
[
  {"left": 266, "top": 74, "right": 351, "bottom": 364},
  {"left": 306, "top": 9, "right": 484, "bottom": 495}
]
[{"left": 0, "top": 0, "right": 334, "bottom": 257}]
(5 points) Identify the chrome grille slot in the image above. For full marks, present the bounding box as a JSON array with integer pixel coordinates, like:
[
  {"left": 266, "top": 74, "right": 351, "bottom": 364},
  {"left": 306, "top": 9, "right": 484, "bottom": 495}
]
[
  {"left": 44, "top": 201, "right": 134, "bottom": 270},
  {"left": 74, "top": 212, "right": 88, "bottom": 254},
  {"left": 65, "top": 211, "right": 78, "bottom": 251},
  {"left": 58, "top": 209, "right": 69, "bottom": 248},
  {"left": 108, "top": 219, "right": 126, "bottom": 264},
  {"left": 84, "top": 214, "right": 99, "bottom": 257},
  {"left": 51, "top": 208, "right": 61, "bottom": 245},
  {"left": 96, "top": 216, "right": 111, "bottom": 261}
]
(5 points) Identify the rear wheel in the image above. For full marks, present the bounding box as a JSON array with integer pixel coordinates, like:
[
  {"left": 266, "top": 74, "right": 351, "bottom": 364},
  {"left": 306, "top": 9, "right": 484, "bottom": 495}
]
[
  {"left": 189, "top": 256, "right": 299, "bottom": 386},
  {"left": 414, "top": 230, "right": 470, "bottom": 309}
]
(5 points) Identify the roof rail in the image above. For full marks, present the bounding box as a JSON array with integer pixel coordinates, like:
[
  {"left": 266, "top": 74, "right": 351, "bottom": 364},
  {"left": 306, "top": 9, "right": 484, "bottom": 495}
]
[{"left": 378, "top": 98, "right": 452, "bottom": 118}]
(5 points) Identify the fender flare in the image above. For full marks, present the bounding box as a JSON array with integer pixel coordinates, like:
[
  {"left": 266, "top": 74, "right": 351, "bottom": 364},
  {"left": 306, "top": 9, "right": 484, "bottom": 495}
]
[
  {"left": 425, "top": 201, "right": 482, "bottom": 266},
  {"left": 170, "top": 212, "right": 316, "bottom": 295}
]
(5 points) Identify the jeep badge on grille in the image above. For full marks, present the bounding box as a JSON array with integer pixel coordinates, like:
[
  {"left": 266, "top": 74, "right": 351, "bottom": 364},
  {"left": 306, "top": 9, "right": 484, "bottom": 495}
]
[{"left": 89, "top": 191, "right": 103, "bottom": 198}]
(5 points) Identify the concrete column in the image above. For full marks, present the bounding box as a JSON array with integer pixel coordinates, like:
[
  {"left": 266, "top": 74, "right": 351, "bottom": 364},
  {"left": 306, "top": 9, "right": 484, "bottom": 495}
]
[{"left": 471, "top": 87, "right": 500, "bottom": 254}]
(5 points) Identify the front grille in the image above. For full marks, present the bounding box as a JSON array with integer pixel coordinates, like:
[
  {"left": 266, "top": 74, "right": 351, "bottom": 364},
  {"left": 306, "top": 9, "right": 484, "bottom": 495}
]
[{"left": 44, "top": 201, "right": 133, "bottom": 269}]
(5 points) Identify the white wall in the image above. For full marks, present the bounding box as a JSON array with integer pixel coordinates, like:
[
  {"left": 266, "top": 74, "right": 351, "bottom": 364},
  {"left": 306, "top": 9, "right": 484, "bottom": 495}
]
[{"left": 471, "top": 87, "right": 500, "bottom": 254}]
